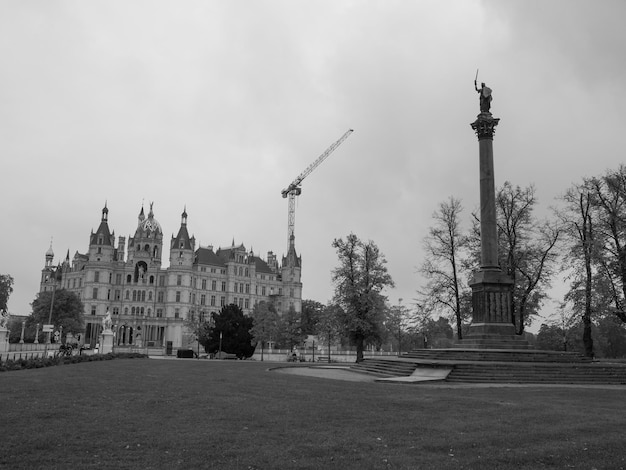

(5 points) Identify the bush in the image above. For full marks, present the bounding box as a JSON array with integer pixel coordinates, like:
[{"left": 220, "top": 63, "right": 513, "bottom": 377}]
[{"left": 0, "top": 352, "right": 147, "bottom": 372}]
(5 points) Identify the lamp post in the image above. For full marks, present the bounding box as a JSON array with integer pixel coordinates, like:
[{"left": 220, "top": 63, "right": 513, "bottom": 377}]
[{"left": 34, "top": 323, "right": 39, "bottom": 344}]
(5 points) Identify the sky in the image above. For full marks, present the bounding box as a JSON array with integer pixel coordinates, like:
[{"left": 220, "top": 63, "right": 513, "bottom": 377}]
[{"left": 1, "top": 0, "right": 625, "bottom": 330}]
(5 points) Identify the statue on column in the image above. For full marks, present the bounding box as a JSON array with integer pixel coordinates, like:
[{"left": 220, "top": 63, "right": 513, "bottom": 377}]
[{"left": 474, "top": 70, "right": 492, "bottom": 113}]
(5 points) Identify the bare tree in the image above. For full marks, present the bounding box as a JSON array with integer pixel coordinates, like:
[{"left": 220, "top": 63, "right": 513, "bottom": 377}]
[
  {"left": 557, "top": 185, "right": 597, "bottom": 357},
  {"left": 417, "top": 197, "right": 469, "bottom": 339},
  {"left": 468, "top": 183, "right": 560, "bottom": 334}
]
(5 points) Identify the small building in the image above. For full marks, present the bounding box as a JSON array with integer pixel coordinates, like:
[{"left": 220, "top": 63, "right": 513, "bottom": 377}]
[{"left": 39, "top": 204, "right": 302, "bottom": 351}]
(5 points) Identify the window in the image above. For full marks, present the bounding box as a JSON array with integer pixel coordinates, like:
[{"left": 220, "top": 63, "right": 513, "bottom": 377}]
[
  {"left": 124, "top": 307, "right": 129, "bottom": 315},
  {"left": 210, "top": 295, "right": 216, "bottom": 306},
  {"left": 156, "top": 309, "right": 163, "bottom": 318},
  {"left": 157, "top": 291, "right": 164, "bottom": 303},
  {"left": 125, "top": 290, "right": 130, "bottom": 300},
  {"left": 175, "top": 309, "right": 180, "bottom": 319},
  {"left": 140, "top": 307, "right": 144, "bottom": 316},
  {"left": 109, "top": 273, "right": 113, "bottom": 283},
  {"left": 262, "top": 286, "right": 266, "bottom": 296},
  {"left": 90, "top": 305, "right": 96, "bottom": 316},
  {"left": 141, "top": 291, "right": 146, "bottom": 302},
  {"left": 245, "top": 268, "right": 249, "bottom": 277},
  {"left": 149, "top": 275, "right": 154, "bottom": 285},
  {"left": 221, "top": 281, "right": 226, "bottom": 292},
  {"left": 238, "top": 298, "right": 243, "bottom": 308},
  {"left": 220, "top": 296, "right": 225, "bottom": 307},
  {"left": 148, "top": 291, "right": 153, "bottom": 301},
  {"left": 201, "top": 294, "right": 206, "bottom": 306},
  {"left": 113, "top": 307, "right": 119, "bottom": 315},
  {"left": 234, "top": 282, "right": 238, "bottom": 293},
  {"left": 176, "top": 291, "right": 181, "bottom": 302},
  {"left": 127, "top": 274, "right": 132, "bottom": 283},
  {"left": 177, "top": 275, "right": 182, "bottom": 286},
  {"left": 290, "top": 288, "right": 294, "bottom": 298},
  {"left": 159, "top": 276, "right": 165, "bottom": 287},
  {"left": 92, "top": 288, "right": 98, "bottom": 299},
  {"left": 94, "top": 271, "right": 100, "bottom": 282},
  {"left": 238, "top": 267, "right": 243, "bottom": 276},
  {"left": 245, "top": 298, "right": 249, "bottom": 309},
  {"left": 245, "top": 284, "right": 250, "bottom": 294},
  {"left": 239, "top": 284, "right": 244, "bottom": 294},
  {"left": 132, "top": 290, "right": 137, "bottom": 301},
  {"left": 211, "top": 280, "right": 216, "bottom": 290},
  {"left": 116, "top": 274, "right": 122, "bottom": 285},
  {"left": 201, "top": 279, "right": 207, "bottom": 290},
  {"left": 147, "top": 308, "right": 151, "bottom": 317},
  {"left": 131, "top": 307, "right": 136, "bottom": 315},
  {"left": 107, "top": 289, "right": 111, "bottom": 300}
]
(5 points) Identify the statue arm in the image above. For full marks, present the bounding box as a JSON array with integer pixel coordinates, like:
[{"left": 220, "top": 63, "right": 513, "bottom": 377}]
[{"left": 474, "top": 80, "right": 480, "bottom": 93}]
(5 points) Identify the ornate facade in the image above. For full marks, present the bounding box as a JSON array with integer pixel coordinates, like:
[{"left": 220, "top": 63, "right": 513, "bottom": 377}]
[{"left": 40, "top": 204, "right": 302, "bottom": 350}]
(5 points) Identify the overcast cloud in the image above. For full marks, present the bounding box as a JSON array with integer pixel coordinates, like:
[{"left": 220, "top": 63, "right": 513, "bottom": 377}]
[{"left": 1, "top": 1, "right": 625, "bottom": 328}]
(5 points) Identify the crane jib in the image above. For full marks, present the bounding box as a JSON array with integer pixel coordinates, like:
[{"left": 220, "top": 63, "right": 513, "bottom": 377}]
[{"left": 281, "top": 129, "right": 353, "bottom": 252}]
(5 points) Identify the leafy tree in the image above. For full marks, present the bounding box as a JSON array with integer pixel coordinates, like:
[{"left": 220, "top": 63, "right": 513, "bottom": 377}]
[
  {"left": 384, "top": 300, "right": 410, "bottom": 354},
  {"left": 332, "top": 234, "right": 394, "bottom": 362},
  {"left": 417, "top": 197, "right": 469, "bottom": 339},
  {"left": 30, "top": 289, "right": 85, "bottom": 339},
  {"left": 421, "top": 317, "right": 454, "bottom": 349},
  {"left": 204, "top": 304, "right": 254, "bottom": 359},
  {"left": 0, "top": 274, "right": 14, "bottom": 312},
  {"left": 316, "top": 303, "right": 344, "bottom": 362},
  {"left": 301, "top": 299, "right": 324, "bottom": 335},
  {"left": 275, "top": 305, "right": 303, "bottom": 350},
  {"left": 596, "top": 315, "right": 626, "bottom": 358},
  {"left": 250, "top": 301, "right": 279, "bottom": 360},
  {"left": 535, "top": 324, "right": 568, "bottom": 351}
]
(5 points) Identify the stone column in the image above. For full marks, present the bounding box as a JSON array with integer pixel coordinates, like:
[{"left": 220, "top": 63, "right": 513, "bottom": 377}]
[{"left": 458, "top": 112, "right": 527, "bottom": 348}]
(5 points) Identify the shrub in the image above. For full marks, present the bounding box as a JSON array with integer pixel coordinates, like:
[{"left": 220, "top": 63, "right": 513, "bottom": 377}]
[{"left": 0, "top": 352, "right": 147, "bottom": 372}]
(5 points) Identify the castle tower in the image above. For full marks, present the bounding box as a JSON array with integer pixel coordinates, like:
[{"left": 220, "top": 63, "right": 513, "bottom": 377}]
[
  {"left": 281, "top": 234, "right": 302, "bottom": 314},
  {"left": 88, "top": 203, "right": 116, "bottom": 263}
]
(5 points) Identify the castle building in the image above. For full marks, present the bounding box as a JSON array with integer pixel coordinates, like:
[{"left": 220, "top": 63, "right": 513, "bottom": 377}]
[{"left": 40, "top": 204, "right": 302, "bottom": 351}]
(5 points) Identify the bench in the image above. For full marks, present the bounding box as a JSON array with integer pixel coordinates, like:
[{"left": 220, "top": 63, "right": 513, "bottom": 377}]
[{"left": 316, "top": 356, "right": 331, "bottom": 362}]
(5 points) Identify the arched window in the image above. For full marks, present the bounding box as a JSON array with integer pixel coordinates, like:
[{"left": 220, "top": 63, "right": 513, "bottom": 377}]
[
  {"left": 144, "top": 244, "right": 150, "bottom": 251},
  {"left": 132, "top": 290, "right": 137, "bottom": 301},
  {"left": 148, "top": 291, "right": 153, "bottom": 301},
  {"left": 125, "top": 290, "right": 130, "bottom": 300},
  {"left": 141, "top": 291, "right": 146, "bottom": 302},
  {"left": 131, "top": 307, "right": 136, "bottom": 315},
  {"left": 149, "top": 275, "right": 154, "bottom": 285},
  {"left": 147, "top": 308, "right": 152, "bottom": 317},
  {"left": 124, "top": 307, "right": 129, "bottom": 315}
]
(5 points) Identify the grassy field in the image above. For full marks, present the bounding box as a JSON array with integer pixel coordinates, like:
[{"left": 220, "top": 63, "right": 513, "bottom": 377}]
[{"left": 1, "top": 358, "right": 625, "bottom": 469}]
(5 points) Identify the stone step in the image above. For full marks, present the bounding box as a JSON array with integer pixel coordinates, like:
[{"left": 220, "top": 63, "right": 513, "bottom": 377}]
[
  {"left": 350, "top": 359, "right": 418, "bottom": 377},
  {"left": 403, "top": 349, "right": 590, "bottom": 363}
]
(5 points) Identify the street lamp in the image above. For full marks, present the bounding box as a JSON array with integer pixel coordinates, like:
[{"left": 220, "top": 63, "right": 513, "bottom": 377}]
[{"left": 44, "top": 271, "right": 58, "bottom": 357}]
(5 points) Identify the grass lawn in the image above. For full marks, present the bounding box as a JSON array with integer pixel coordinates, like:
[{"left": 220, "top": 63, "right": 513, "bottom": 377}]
[{"left": 1, "top": 359, "right": 625, "bottom": 469}]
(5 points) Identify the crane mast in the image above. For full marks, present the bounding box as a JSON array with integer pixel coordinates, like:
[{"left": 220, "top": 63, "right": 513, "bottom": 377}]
[{"left": 281, "top": 129, "right": 353, "bottom": 254}]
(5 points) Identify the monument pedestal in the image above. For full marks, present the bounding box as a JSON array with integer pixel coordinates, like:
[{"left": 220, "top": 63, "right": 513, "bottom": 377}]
[
  {"left": 455, "top": 269, "right": 529, "bottom": 349},
  {"left": 101, "top": 330, "right": 114, "bottom": 354}
]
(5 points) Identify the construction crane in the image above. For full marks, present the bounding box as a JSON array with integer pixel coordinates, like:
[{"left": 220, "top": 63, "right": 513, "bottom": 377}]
[{"left": 281, "top": 129, "right": 354, "bottom": 253}]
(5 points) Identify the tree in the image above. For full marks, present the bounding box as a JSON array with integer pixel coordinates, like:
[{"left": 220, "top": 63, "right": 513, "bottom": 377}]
[
  {"left": 275, "top": 305, "right": 303, "bottom": 350},
  {"left": 0, "top": 274, "right": 14, "bottom": 312},
  {"left": 301, "top": 299, "right": 325, "bottom": 335},
  {"left": 417, "top": 197, "right": 469, "bottom": 339},
  {"left": 204, "top": 304, "right": 254, "bottom": 359},
  {"left": 494, "top": 183, "right": 560, "bottom": 334},
  {"left": 466, "top": 183, "right": 560, "bottom": 335},
  {"left": 30, "top": 289, "right": 85, "bottom": 339},
  {"left": 558, "top": 183, "right": 599, "bottom": 357},
  {"left": 384, "top": 300, "right": 410, "bottom": 355},
  {"left": 316, "top": 303, "right": 344, "bottom": 363},
  {"left": 250, "top": 301, "right": 279, "bottom": 360},
  {"left": 332, "top": 234, "right": 394, "bottom": 362},
  {"left": 588, "top": 166, "right": 626, "bottom": 323},
  {"left": 421, "top": 317, "right": 454, "bottom": 349}
]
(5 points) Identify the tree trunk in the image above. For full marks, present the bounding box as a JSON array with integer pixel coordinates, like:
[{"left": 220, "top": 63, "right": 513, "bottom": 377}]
[{"left": 355, "top": 335, "right": 364, "bottom": 363}]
